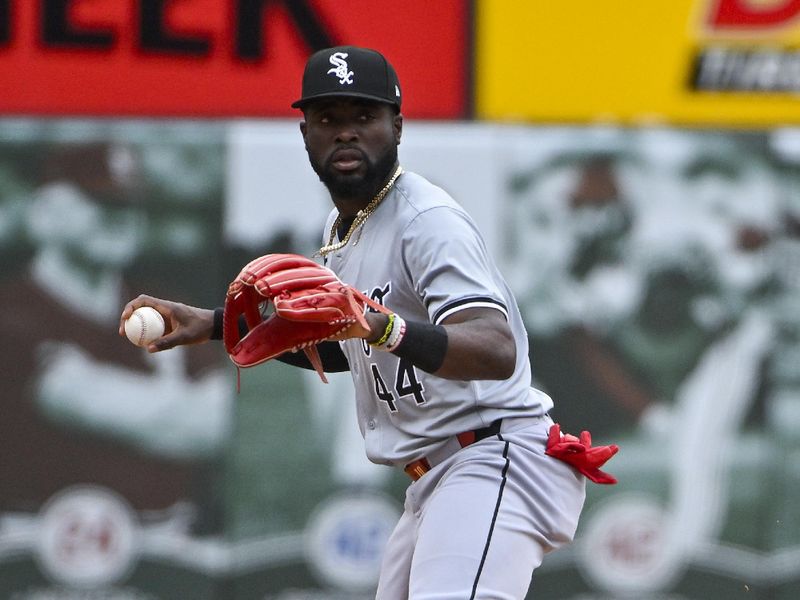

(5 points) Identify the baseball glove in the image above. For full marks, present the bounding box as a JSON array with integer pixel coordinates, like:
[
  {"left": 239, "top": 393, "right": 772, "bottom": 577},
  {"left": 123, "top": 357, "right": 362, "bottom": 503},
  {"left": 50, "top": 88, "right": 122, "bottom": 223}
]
[
  {"left": 223, "top": 253, "right": 390, "bottom": 383},
  {"left": 545, "top": 423, "right": 619, "bottom": 484}
]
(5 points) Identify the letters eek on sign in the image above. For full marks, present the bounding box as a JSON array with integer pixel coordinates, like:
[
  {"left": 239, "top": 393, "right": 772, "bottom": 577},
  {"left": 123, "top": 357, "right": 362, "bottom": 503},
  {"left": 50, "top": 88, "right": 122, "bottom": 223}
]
[
  {"left": 0, "top": 0, "right": 468, "bottom": 118},
  {"left": 0, "top": 0, "right": 334, "bottom": 59}
]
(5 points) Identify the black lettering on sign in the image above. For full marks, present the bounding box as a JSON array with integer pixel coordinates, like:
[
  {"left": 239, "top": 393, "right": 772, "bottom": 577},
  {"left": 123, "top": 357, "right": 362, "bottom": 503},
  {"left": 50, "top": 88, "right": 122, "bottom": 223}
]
[
  {"left": 42, "top": 0, "right": 115, "bottom": 49},
  {"left": 235, "top": 0, "right": 337, "bottom": 60},
  {"left": 140, "top": 0, "right": 211, "bottom": 56},
  {"left": 0, "top": 0, "right": 10, "bottom": 46},
  {"left": 692, "top": 47, "right": 800, "bottom": 93}
]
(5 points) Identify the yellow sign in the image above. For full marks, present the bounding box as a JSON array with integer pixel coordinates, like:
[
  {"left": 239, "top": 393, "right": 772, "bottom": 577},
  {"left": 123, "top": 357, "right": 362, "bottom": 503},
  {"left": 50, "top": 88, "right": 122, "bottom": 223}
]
[{"left": 475, "top": 0, "right": 800, "bottom": 125}]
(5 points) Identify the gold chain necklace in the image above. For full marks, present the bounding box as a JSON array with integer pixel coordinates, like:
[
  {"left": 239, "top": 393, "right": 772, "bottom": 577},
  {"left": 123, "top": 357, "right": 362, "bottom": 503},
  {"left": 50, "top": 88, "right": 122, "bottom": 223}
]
[{"left": 315, "top": 165, "right": 404, "bottom": 257}]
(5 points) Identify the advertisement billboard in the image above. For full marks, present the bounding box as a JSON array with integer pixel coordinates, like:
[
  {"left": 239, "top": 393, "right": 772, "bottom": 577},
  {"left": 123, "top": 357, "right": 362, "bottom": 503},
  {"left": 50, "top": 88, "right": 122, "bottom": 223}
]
[
  {"left": 0, "top": 1, "right": 468, "bottom": 118},
  {"left": 475, "top": 0, "right": 800, "bottom": 125}
]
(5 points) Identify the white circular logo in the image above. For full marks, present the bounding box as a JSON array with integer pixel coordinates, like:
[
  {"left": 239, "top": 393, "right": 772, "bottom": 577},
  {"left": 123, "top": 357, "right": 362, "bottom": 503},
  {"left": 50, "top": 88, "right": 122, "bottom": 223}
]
[
  {"left": 304, "top": 492, "right": 400, "bottom": 592},
  {"left": 577, "top": 494, "right": 684, "bottom": 594},
  {"left": 36, "top": 485, "right": 139, "bottom": 588}
]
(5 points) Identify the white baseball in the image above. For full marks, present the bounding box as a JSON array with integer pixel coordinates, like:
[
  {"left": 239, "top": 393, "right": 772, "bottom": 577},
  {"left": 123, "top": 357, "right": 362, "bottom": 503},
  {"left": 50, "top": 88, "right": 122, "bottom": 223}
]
[{"left": 124, "top": 306, "right": 166, "bottom": 347}]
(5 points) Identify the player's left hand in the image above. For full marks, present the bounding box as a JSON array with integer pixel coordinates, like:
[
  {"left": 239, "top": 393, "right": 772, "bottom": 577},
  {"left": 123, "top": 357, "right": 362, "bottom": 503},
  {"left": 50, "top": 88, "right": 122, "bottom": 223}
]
[
  {"left": 223, "top": 253, "right": 390, "bottom": 381},
  {"left": 325, "top": 311, "right": 389, "bottom": 343}
]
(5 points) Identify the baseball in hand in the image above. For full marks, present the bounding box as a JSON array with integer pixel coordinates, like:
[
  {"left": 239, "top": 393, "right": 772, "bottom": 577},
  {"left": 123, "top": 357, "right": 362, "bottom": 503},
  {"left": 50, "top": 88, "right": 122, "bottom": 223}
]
[{"left": 124, "top": 306, "right": 166, "bottom": 347}]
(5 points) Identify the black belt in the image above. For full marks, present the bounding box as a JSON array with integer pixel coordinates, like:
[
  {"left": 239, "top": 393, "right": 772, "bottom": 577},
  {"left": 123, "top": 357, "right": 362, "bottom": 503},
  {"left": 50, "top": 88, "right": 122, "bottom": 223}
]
[{"left": 404, "top": 419, "right": 503, "bottom": 481}]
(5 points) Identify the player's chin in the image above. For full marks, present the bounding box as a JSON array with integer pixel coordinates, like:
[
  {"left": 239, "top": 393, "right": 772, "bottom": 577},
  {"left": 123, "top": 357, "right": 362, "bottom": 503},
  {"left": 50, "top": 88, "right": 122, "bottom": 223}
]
[
  {"left": 323, "top": 170, "right": 371, "bottom": 197},
  {"left": 331, "top": 166, "right": 365, "bottom": 182}
]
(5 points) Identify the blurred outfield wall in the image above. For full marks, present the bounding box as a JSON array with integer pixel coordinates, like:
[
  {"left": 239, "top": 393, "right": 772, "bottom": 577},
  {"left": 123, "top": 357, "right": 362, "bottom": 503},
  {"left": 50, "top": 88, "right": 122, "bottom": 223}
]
[{"left": 0, "top": 119, "right": 798, "bottom": 600}]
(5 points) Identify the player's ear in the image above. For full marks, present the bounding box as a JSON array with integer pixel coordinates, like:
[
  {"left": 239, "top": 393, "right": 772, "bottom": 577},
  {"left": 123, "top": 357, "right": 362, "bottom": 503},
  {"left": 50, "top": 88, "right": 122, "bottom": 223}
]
[
  {"left": 299, "top": 120, "right": 309, "bottom": 149},
  {"left": 393, "top": 113, "right": 403, "bottom": 144}
]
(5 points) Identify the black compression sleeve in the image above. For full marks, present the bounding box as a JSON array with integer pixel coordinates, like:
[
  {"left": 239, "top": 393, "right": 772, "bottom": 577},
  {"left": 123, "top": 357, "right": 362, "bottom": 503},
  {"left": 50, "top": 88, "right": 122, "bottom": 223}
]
[
  {"left": 210, "top": 307, "right": 225, "bottom": 340},
  {"left": 210, "top": 306, "right": 247, "bottom": 340},
  {"left": 390, "top": 320, "right": 448, "bottom": 374},
  {"left": 275, "top": 341, "right": 350, "bottom": 372}
]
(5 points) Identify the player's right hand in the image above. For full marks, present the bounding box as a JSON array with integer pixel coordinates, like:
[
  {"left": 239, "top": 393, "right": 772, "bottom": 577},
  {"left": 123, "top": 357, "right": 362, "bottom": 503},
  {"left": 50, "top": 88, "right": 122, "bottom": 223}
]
[{"left": 119, "top": 295, "right": 215, "bottom": 352}]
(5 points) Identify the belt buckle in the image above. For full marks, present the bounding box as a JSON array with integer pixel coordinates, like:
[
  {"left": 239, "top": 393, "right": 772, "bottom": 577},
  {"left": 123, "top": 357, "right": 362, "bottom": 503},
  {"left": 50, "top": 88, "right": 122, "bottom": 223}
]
[
  {"left": 404, "top": 458, "right": 431, "bottom": 481},
  {"left": 403, "top": 420, "right": 503, "bottom": 481}
]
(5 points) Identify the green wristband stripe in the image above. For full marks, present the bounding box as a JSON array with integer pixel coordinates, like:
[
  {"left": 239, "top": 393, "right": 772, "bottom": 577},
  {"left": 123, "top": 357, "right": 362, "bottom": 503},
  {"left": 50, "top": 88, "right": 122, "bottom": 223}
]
[{"left": 370, "top": 313, "right": 395, "bottom": 347}]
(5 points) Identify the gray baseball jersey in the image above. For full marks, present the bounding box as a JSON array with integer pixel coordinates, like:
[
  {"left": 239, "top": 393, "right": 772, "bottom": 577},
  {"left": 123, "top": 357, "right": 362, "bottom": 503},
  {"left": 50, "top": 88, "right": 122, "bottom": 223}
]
[
  {"left": 323, "top": 171, "right": 553, "bottom": 468},
  {"left": 322, "top": 170, "right": 584, "bottom": 599}
]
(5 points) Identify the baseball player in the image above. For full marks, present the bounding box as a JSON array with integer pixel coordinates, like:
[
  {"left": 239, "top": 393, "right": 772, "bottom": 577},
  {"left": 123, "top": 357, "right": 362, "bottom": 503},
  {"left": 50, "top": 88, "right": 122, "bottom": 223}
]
[{"left": 121, "top": 46, "right": 614, "bottom": 598}]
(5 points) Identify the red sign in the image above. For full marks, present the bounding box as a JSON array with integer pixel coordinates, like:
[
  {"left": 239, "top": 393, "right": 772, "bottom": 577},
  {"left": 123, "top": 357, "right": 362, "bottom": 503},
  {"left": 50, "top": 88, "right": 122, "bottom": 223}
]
[
  {"left": 708, "top": 0, "right": 800, "bottom": 30},
  {"left": 0, "top": 0, "right": 468, "bottom": 118}
]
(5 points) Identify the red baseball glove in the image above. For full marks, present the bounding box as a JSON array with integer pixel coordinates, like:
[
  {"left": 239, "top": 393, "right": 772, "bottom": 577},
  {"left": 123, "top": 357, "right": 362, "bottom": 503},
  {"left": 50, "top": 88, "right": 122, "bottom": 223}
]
[
  {"left": 223, "top": 253, "right": 390, "bottom": 382},
  {"left": 545, "top": 423, "right": 619, "bottom": 484}
]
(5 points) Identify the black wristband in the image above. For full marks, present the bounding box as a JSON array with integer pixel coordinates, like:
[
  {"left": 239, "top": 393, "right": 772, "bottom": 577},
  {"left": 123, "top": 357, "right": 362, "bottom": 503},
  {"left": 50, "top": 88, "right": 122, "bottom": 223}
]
[
  {"left": 390, "top": 320, "right": 448, "bottom": 374},
  {"left": 210, "top": 307, "right": 224, "bottom": 340}
]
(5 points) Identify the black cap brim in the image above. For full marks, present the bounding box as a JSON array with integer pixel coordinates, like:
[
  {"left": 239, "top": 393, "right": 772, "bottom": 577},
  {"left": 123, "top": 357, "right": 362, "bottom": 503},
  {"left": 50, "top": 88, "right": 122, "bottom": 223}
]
[{"left": 292, "top": 91, "right": 399, "bottom": 110}]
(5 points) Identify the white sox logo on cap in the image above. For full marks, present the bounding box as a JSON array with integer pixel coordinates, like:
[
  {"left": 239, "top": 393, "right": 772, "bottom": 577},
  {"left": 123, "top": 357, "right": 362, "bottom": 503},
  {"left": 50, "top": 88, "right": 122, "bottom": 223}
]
[
  {"left": 292, "top": 46, "right": 401, "bottom": 109},
  {"left": 327, "top": 52, "right": 354, "bottom": 85}
]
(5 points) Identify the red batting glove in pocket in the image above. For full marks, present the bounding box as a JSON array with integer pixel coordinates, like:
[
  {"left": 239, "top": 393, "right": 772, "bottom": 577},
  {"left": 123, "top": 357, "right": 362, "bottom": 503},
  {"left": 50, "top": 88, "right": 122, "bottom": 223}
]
[{"left": 545, "top": 423, "right": 619, "bottom": 484}]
